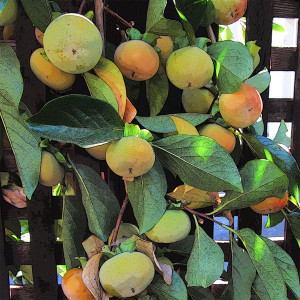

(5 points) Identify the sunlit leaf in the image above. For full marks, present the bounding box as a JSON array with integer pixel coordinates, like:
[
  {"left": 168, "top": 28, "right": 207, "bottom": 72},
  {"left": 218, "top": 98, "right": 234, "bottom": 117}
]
[
  {"left": 153, "top": 135, "right": 242, "bottom": 192},
  {"left": 237, "top": 228, "right": 287, "bottom": 300},
  {"left": 213, "top": 159, "right": 288, "bottom": 213},
  {"left": 208, "top": 41, "right": 254, "bottom": 93},
  {"left": 244, "top": 68, "right": 271, "bottom": 93},
  {"left": 273, "top": 120, "right": 291, "bottom": 148}
]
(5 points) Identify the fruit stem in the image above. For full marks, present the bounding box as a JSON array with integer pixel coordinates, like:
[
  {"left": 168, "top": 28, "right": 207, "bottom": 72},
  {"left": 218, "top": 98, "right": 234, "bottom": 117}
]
[
  {"left": 104, "top": 5, "right": 133, "bottom": 28},
  {"left": 110, "top": 190, "right": 129, "bottom": 246},
  {"left": 94, "top": 0, "right": 106, "bottom": 56},
  {"left": 78, "top": 0, "right": 86, "bottom": 14},
  {"left": 207, "top": 25, "right": 217, "bottom": 44}
]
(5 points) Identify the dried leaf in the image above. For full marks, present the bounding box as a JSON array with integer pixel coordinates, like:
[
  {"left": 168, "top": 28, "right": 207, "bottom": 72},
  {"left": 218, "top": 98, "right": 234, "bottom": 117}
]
[
  {"left": 82, "top": 235, "right": 105, "bottom": 259},
  {"left": 2, "top": 184, "right": 26, "bottom": 208},
  {"left": 82, "top": 253, "right": 109, "bottom": 300},
  {"left": 135, "top": 236, "right": 172, "bottom": 285},
  {"left": 222, "top": 210, "right": 234, "bottom": 226}
]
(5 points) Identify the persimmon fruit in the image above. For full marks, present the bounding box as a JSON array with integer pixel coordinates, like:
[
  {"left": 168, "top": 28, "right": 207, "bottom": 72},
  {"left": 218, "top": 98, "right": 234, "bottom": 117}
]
[
  {"left": 0, "top": 0, "right": 19, "bottom": 26},
  {"left": 250, "top": 192, "right": 288, "bottom": 214},
  {"left": 99, "top": 252, "right": 155, "bottom": 298},
  {"left": 211, "top": 0, "right": 247, "bottom": 25},
  {"left": 219, "top": 83, "right": 263, "bottom": 128},
  {"left": 114, "top": 40, "right": 159, "bottom": 81},
  {"left": 39, "top": 151, "right": 64, "bottom": 187},
  {"left": 43, "top": 13, "right": 103, "bottom": 74},
  {"left": 145, "top": 210, "right": 191, "bottom": 243},
  {"left": 30, "top": 48, "right": 76, "bottom": 90},
  {"left": 62, "top": 268, "right": 95, "bottom": 300},
  {"left": 108, "top": 222, "right": 139, "bottom": 245},
  {"left": 198, "top": 124, "right": 236, "bottom": 153},
  {"left": 106, "top": 136, "right": 155, "bottom": 178},
  {"left": 166, "top": 46, "right": 214, "bottom": 90},
  {"left": 3, "top": 23, "right": 15, "bottom": 40},
  {"left": 156, "top": 35, "right": 174, "bottom": 66},
  {"left": 182, "top": 88, "right": 215, "bottom": 114},
  {"left": 85, "top": 143, "right": 111, "bottom": 160}
]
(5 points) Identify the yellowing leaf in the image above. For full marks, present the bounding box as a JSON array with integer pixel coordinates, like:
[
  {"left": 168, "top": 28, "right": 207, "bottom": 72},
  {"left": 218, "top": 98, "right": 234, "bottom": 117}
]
[
  {"left": 168, "top": 184, "right": 217, "bottom": 209},
  {"left": 94, "top": 57, "right": 127, "bottom": 118},
  {"left": 169, "top": 116, "right": 199, "bottom": 135}
]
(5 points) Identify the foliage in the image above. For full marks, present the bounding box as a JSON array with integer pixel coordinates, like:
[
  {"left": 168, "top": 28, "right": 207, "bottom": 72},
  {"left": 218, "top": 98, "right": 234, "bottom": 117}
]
[{"left": 1, "top": 0, "right": 300, "bottom": 299}]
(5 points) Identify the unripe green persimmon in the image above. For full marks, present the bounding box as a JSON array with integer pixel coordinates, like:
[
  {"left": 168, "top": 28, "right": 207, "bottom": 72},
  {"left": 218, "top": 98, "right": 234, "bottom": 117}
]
[
  {"left": 99, "top": 252, "right": 155, "bottom": 298},
  {"left": 108, "top": 223, "right": 139, "bottom": 245},
  {"left": 166, "top": 46, "right": 214, "bottom": 90},
  {"left": 145, "top": 210, "right": 191, "bottom": 243},
  {"left": 30, "top": 48, "right": 76, "bottom": 90},
  {"left": 182, "top": 88, "right": 215, "bottom": 114},
  {"left": 39, "top": 151, "right": 64, "bottom": 187},
  {"left": 0, "top": 0, "right": 19, "bottom": 26},
  {"left": 106, "top": 136, "right": 155, "bottom": 178},
  {"left": 44, "top": 13, "right": 103, "bottom": 74}
]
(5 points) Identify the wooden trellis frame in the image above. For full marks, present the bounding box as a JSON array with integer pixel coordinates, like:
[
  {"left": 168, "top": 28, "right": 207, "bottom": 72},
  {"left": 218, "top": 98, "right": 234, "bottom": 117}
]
[{"left": 0, "top": 0, "right": 299, "bottom": 299}]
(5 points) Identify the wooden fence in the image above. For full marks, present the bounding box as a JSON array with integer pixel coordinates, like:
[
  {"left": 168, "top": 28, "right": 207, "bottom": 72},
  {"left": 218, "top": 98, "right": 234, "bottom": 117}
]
[{"left": 0, "top": 0, "right": 299, "bottom": 299}]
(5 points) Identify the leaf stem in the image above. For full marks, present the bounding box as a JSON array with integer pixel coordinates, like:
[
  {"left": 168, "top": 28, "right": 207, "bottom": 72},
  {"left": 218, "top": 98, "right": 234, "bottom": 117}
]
[
  {"left": 104, "top": 5, "right": 133, "bottom": 28},
  {"left": 78, "top": 0, "right": 86, "bottom": 14}
]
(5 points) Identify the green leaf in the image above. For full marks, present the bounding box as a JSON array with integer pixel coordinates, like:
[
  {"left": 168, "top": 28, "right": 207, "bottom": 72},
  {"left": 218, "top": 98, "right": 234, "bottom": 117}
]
[
  {"left": 174, "top": 0, "right": 215, "bottom": 30},
  {"left": 153, "top": 135, "right": 242, "bottom": 192},
  {"left": 195, "top": 38, "right": 211, "bottom": 52},
  {"left": 0, "top": 44, "right": 23, "bottom": 108},
  {"left": 26, "top": 95, "right": 124, "bottom": 147},
  {"left": 72, "top": 164, "right": 120, "bottom": 242},
  {"left": 213, "top": 159, "right": 289, "bottom": 213},
  {"left": 175, "top": 8, "right": 196, "bottom": 45},
  {"left": 136, "top": 113, "right": 211, "bottom": 133},
  {"left": 1, "top": 103, "right": 41, "bottom": 199},
  {"left": 148, "top": 271, "right": 188, "bottom": 300},
  {"left": 244, "top": 68, "right": 271, "bottom": 93},
  {"left": 237, "top": 228, "right": 287, "bottom": 300},
  {"left": 185, "top": 217, "right": 224, "bottom": 287},
  {"left": 168, "top": 235, "right": 194, "bottom": 256},
  {"left": 285, "top": 212, "right": 300, "bottom": 247},
  {"left": 243, "top": 133, "right": 300, "bottom": 203},
  {"left": 62, "top": 196, "right": 87, "bottom": 270},
  {"left": 20, "top": 0, "right": 52, "bottom": 32},
  {"left": 219, "top": 25, "right": 233, "bottom": 41},
  {"left": 188, "top": 286, "right": 215, "bottom": 300},
  {"left": 272, "top": 22, "right": 285, "bottom": 32},
  {"left": 260, "top": 236, "right": 300, "bottom": 299},
  {"left": 146, "top": 65, "right": 169, "bottom": 116},
  {"left": 251, "top": 274, "right": 271, "bottom": 300},
  {"left": 207, "top": 41, "right": 254, "bottom": 93},
  {"left": 221, "top": 238, "right": 256, "bottom": 300},
  {"left": 265, "top": 210, "right": 285, "bottom": 228},
  {"left": 273, "top": 120, "right": 291, "bottom": 148},
  {"left": 127, "top": 160, "right": 167, "bottom": 234},
  {"left": 126, "top": 28, "right": 142, "bottom": 40},
  {"left": 146, "top": 0, "right": 185, "bottom": 37},
  {"left": 246, "top": 41, "right": 261, "bottom": 70},
  {"left": 124, "top": 123, "right": 140, "bottom": 137},
  {"left": 83, "top": 72, "right": 119, "bottom": 113}
]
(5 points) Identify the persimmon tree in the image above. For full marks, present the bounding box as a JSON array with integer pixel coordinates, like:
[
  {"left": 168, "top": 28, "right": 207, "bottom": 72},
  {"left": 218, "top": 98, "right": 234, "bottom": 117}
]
[{"left": 1, "top": 0, "right": 300, "bottom": 299}]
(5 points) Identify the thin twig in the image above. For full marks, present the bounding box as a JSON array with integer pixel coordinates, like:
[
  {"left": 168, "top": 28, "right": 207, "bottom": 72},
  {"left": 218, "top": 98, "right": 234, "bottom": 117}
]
[
  {"left": 78, "top": 0, "right": 86, "bottom": 14},
  {"left": 207, "top": 25, "right": 217, "bottom": 44},
  {"left": 104, "top": 6, "right": 133, "bottom": 28},
  {"left": 110, "top": 194, "right": 129, "bottom": 246},
  {"left": 94, "top": 0, "right": 106, "bottom": 56}
]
